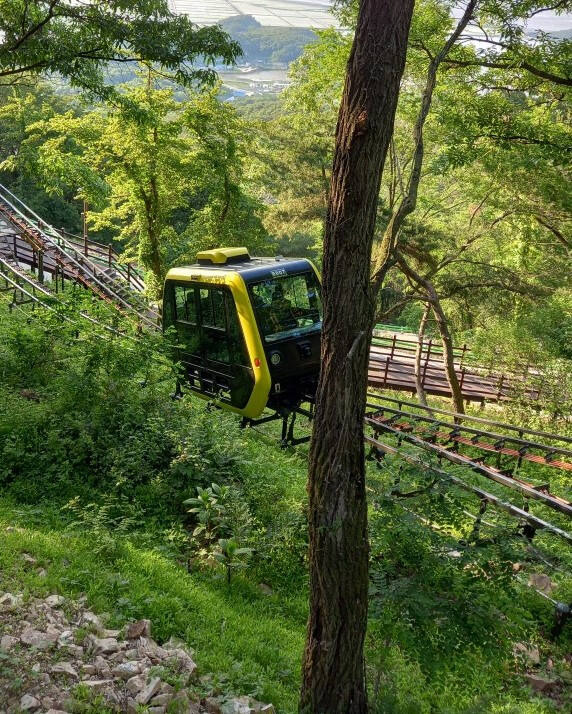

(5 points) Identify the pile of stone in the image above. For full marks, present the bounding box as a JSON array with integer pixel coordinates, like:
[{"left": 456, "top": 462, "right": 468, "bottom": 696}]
[{"left": 0, "top": 590, "right": 275, "bottom": 714}]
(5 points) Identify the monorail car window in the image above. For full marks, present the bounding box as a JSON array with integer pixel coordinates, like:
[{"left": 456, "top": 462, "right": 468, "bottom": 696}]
[
  {"left": 249, "top": 272, "right": 323, "bottom": 344},
  {"left": 174, "top": 285, "right": 196, "bottom": 324}
]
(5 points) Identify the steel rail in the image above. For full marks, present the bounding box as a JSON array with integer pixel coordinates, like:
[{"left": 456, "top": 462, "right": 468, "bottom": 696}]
[
  {"left": 367, "top": 392, "right": 572, "bottom": 444},
  {"left": 0, "top": 182, "right": 151, "bottom": 303},
  {"left": 365, "top": 435, "right": 572, "bottom": 545},
  {"left": 365, "top": 401, "right": 572, "bottom": 462},
  {"left": 365, "top": 416, "right": 572, "bottom": 517},
  {"left": 0, "top": 188, "right": 159, "bottom": 328},
  {"left": 0, "top": 259, "right": 137, "bottom": 340}
]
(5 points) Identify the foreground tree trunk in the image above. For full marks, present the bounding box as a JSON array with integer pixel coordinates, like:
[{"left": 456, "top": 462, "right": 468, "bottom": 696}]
[{"left": 301, "top": 2, "right": 414, "bottom": 713}]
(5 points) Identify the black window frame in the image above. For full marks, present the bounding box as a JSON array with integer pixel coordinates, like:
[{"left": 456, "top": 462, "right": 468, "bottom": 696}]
[{"left": 169, "top": 281, "right": 249, "bottom": 367}]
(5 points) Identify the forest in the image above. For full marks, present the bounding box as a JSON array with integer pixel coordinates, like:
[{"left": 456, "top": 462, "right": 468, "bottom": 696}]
[{"left": 0, "top": 1, "right": 571, "bottom": 713}]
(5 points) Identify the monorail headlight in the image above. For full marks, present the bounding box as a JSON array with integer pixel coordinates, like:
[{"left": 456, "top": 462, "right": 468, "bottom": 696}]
[{"left": 270, "top": 351, "right": 282, "bottom": 366}]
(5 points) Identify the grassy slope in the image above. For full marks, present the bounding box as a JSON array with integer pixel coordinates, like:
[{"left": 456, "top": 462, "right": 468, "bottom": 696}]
[
  {"left": 1, "top": 302, "right": 570, "bottom": 713},
  {"left": 0, "top": 437, "right": 308, "bottom": 711}
]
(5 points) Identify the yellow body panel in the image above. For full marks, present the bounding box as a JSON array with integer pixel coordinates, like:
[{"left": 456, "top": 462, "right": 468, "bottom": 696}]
[
  {"left": 164, "top": 265, "right": 271, "bottom": 419},
  {"left": 196, "top": 247, "right": 250, "bottom": 264}
]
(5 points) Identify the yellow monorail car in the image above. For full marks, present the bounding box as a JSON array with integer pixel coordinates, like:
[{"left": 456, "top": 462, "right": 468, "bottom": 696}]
[{"left": 163, "top": 247, "right": 322, "bottom": 419}]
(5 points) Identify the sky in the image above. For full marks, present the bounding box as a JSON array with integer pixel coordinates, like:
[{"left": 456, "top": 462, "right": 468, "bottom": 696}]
[{"left": 168, "top": 1, "right": 572, "bottom": 31}]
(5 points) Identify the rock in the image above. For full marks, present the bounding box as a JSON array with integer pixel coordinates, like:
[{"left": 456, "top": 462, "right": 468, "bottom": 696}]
[
  {"left": 57, "top": 629, "right": 73, "bottom": 643},
  {"left": 20, "top": 694, "right": 40, "bottom": 711},
  {"left": 135, "top": 676, "right": 162, "bottom": 705},
  {"left": 513, "top": 642, "right": 540, "bottom": 665},
  {"left": 137, "top": 636, "right": 168, "bottom": 663},
  {"left": 45, "top": 594, "right": 65, "bottom": 607},
  {"left": 31, "top": 663, "right": 41, "bottom": 673},
  {"left": 81, "top": 611, "right": 104, "bottom": 632},
  {"left": 90, "top": 635, "right": 120, "bottom": 654},
  {"left": 112, "top": 661, "right": 142, "bottom": 680},
  {"left": 39, "top": 673, "right": 51, "bottom": 684},
  {"left": 37, "top": 568, "right": 47, "bottom": 578},
  {"left": 82, "top": 679, "right": 114, "bottom": 692},
  {"left": 0, "top": 592, "right": 21, "bottom": 611},
  {"left": 20, "top": 628, "right": 59, "bottom": 649},
  {"left": 258, "top": 583, "right": 273, "bottom": 596},
  {"left": 249, "top": 700, "right": 276, "bottom": 713},
  {"left": 126, "top": 674, "right": 146, "bottom": 695},
  {"left": 528, "top": 573, "right": 554, "bottom": 594},
  {"left": 151, "top": 693, "right": 173, "bottom": 706},
  {"left": 102, "top": 628, "right": 121, "bottom": 638},
  {"left": 525, "top": 674, "right": 558, "bottom": 693},
  {"left": 0, "top": 635, "right": 19, "bottom": 652},
  {"left": 148, "top": 708, "right": 166, "bottom": 714},
  {"left": 159, "top": 682, "right": 175, "bottom": 695},
  {"left": 205, "top": 697, "right": 223, "bottom": 714},
  {"left": 447, "top": 550, "right": 462, "bottom": 558},
  {"left": 51, "top": 661, "right": 78, "bottom": 679},
  {"left": 165, "top": 647, "right": 197, "bottom": 675},
  {"left": 81, "top": 664, "right": 97, "bottom": 676},
  {"left": 124, "top": 647, "right": 139, "bottom": 660},
  {"left": 126, "top": 698, "right": 138, "bottom": 714},
  {"left": 21, "top": 553, "right": 37, "bottom": 564},
  {"left": 45, "top": 710, "right": 68, "bottom": 714},
  {"left": 126, "top": 619, "right": 151, "bottom": 639},
  {"left": 64, "top": 643, "right": 83, "bottom": 658},
  {"left": 223, "top": 696, "right": 251, "bottom": 714},
  {"left": 171, "top": 692, "right": 200, "bottom": 714}
]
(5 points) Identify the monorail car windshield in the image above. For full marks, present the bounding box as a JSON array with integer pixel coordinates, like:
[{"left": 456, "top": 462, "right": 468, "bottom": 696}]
[{"left": 163, "top": 247, "right": 322, "bottom": 419}]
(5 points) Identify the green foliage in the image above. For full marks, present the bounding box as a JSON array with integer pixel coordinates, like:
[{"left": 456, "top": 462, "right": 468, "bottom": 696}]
[
  {"left": 214, "top": 538, "right": 254, "bottom": 585},
  {"left": 0, "top": 1, "right": 241, "bottom": 99},
  {"left": 220, "top": 15, "right": 316, "bottom": 66},
  {"left": 0, "top": 301, "right": 571, "bottom": 712},
  {"left": 13, "top": 77, "right": 268, "bottom": 295}
]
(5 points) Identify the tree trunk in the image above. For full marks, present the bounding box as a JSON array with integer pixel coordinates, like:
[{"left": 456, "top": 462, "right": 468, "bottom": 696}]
[
  {"left": 370, "top": 0, "right": 477, "bottom": 290},
  {"left": 430, "top": 290, "right": 465, "bottom": 415},
  {"left": 415, "top": 302, "right": 431, "bottom": 406},
  {"left": 397, "top": 256, "right": 465, "bottom": 415},
  {"left": 300, "top": 2, "right": 414, "bottom": 713}
]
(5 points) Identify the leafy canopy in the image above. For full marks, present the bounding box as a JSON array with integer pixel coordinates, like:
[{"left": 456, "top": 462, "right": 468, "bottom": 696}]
[{"left": 0, "top": 0, "right": 241, "bottom": 98}]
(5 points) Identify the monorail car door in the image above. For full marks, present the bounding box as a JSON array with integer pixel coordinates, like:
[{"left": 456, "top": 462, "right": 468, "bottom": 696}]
[{"left": 164, "top": 281, "right": 255, "bottom": 410}]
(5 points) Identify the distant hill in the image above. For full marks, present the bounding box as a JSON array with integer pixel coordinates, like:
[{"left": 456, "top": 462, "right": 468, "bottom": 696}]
[
  {"left": 220, "top": 15, "right": 316, "bottom": 66},
  {"left": 527, "top": 27, "right": 572, "bottom": 39}
]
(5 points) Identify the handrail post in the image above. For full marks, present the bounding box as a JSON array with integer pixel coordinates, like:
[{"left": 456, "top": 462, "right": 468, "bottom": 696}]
[
  {"left": 82, "top": 199, "right": 88, "bottom": 257},
  {"left": 496, "top": 373, "right": 505, "bottom": 400},
  {"left": 127, "top": 263, "right": 131, "bottom": 287},
  {"left": 108, "top": 244, "right": 112, "bottom": 268},
  {"left": 391, "top": 333, "right": 396, "bottom": 360},
  {"left": 383, "top": 355, "right": 390, "bottom": 387}
]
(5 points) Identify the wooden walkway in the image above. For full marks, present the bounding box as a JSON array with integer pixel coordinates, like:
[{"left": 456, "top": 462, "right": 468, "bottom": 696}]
[{"left": 368, "top": 338, "right": 538, "bottom": 404}]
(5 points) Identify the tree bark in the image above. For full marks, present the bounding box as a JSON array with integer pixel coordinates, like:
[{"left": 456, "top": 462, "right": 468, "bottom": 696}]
[
  {"left": 398, "top": 256, "right": 465, "bottom": 414},
  {"left": 415, "top": 302, "right": 431, "bottom": 406},
  {"left": 430, "top": 291, "right": 465, "bottom": 415},
  {"left": 300, "top": 2, "right": 414, "bottom": 713}
]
